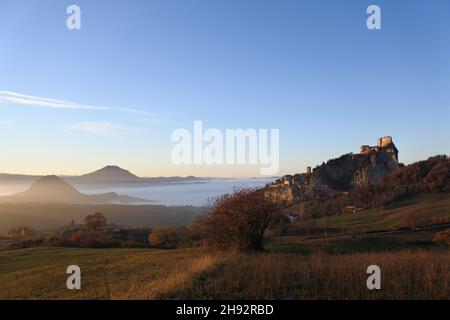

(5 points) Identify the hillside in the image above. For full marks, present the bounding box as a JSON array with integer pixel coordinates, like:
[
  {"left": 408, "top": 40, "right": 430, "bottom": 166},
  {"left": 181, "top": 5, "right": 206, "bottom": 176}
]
[
  {"left": 0, "top": 202, "right": 201, "bottom": 232},
  {"left": 324, "top": 193, "right": 450, "bottom": 232},
  {"left": 299, "top": 155, "right": 450, "bottom": 219},
  {"left": 280, "top": 193, "right": 450, "bottom": 234}
]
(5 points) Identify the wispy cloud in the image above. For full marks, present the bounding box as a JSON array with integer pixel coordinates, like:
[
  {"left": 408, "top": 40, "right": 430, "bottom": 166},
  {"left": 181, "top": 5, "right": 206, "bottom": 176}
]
[
  {"left": 68, "top": 121, "right": 123, "bottom": 136},
  {"left": 0, "top": 91, "right": 156, "bottom": 117}
]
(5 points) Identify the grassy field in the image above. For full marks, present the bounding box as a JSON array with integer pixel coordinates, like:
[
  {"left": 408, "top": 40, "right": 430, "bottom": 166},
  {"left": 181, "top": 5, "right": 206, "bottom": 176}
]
[
  {"left": 267, "top": 229, "right": 439, "bottom": 254},
  {"left": 164, "top": 250, "right": 449, "bottom": 300},
  {"left": 0, "top": 246, "right": 215, "bottom": 299},
  {"left": 0, "top": 246, "right": 448, "bottom": 300}
]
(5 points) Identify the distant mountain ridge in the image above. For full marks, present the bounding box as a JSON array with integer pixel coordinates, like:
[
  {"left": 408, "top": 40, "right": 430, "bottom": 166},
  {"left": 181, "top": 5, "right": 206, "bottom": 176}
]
[
  {"left": 0, "top": 165, "right": 209, "bottom": 185},
  {"left": 0, "top": 175, "right": 149, "bottom": 204}
]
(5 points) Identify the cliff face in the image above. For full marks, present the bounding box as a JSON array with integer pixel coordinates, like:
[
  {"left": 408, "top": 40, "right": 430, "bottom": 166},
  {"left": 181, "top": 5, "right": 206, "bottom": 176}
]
[
  {"left": 267, "top": 137, "right": 400, "bottom": 202},
  {"left": 266, "top": 183, "right": 339, "bottom": 205},
  {"left": 310, "top": 142, "right": 399, "bottom": 189},
  {"left": 351, "top": 146, "right": 399, "bottom": 187}
]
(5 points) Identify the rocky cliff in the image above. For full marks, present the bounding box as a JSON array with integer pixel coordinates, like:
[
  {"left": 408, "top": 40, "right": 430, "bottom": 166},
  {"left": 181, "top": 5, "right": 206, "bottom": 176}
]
[{"left": 267, "top": 136, "right": 400, "bottom": 203}]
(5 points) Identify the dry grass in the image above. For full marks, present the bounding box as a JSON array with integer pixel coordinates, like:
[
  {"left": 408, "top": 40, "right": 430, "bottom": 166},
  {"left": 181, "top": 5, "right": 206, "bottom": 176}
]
[
  {"left": 0, "top": 247, "right": 212, "bottom": 299},
  {"left": 113, "top": 255, "right": 221, "bottom": 299},
  {"left": 1, "top": 247, "right": 448, "bottom": 300},
  {"left": 168, "top": 250, "right": 450, "bottom": 300}
]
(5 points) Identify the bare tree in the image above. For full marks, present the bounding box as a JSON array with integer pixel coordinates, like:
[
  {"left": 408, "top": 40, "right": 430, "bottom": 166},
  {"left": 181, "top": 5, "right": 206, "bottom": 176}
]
[{"left": 200, "top": 188, "right": 281, "bottom": 252}]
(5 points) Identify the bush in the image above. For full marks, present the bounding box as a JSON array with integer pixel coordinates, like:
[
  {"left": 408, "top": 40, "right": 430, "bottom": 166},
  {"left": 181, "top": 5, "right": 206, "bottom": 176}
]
[
  {"left": 200, "top": 188, "right": 281, "bottom": 252},
  {"left": 433, "top": 229, "right": 450, "bottom": 246},
  {"left": 148, "top": 226, "right": 182, "bottom": 248}
]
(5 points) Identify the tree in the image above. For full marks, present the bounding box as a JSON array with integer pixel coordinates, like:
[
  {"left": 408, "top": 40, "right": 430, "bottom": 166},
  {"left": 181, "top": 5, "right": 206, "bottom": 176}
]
[
  {"left": 7, "top": 226, "right": 36, "bottom": 237},
  {"left": 67, "top": 230, "right": 84, "bottom": 243},
  {"left": 183, "top": 220, "right": 206, "bottom": 246},
  {"left": 84, "top": 212, "right": 107, "bottom": 231},
  {"left": 200, "top": 188, "right": 281, "bottom": 252},
  {"left": 148, "top": 226, "right": 181, "bottom": 248}
]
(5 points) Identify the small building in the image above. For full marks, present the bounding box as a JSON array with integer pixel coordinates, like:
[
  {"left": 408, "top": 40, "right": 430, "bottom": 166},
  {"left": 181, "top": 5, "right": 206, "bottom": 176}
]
[
  {"left": 343, "top": 206, "right": 362, "bottom": 214},
  {"left": 280, "top": 175, "right": 293, "bottom": 185}
]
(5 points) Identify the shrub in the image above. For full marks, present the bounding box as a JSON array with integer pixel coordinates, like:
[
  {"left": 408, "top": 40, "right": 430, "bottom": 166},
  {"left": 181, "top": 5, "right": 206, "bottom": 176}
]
[
  {"left": 148, "top": 226, "right": 182, "bottom": 248},
  {"left": 433, "top": 229, "right": 450, "bottom": 246},
  {"left": 64, "top": 229, "right": 117, "bottom": 247},
  {"left": 200, "top": 188, "right": 282, "bottom": 252}
]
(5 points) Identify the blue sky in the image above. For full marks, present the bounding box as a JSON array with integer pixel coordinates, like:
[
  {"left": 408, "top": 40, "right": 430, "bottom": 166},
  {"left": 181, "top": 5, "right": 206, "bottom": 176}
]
[{"left": 0, "top": 0, "right": 449, "bottom": 177}]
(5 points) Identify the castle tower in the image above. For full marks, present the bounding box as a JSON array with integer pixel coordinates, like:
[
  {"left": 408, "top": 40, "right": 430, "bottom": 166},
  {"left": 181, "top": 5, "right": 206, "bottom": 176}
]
[
  {"left": 378, "top": 136, "right": 393, "bottom": 148},
  {"left": 306, "top": 166, "right": 311, "bottom": 174}
]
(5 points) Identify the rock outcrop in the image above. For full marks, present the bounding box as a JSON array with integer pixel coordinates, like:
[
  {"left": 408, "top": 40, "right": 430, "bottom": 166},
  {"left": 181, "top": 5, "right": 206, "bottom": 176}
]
[{"left": 267, "top": 136, "right": 400, "bottom": 203}]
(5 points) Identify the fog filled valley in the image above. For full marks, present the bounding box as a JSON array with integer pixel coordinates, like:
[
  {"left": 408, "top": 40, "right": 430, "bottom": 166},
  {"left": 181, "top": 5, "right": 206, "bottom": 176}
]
[{"left": 0, "top": 166, "right": 273, "bottom": 232}]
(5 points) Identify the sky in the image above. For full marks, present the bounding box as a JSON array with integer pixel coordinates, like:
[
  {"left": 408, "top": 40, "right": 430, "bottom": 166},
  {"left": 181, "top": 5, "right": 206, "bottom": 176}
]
[{"left": 0, "top": 0, "right": 449, "bottom": 177}]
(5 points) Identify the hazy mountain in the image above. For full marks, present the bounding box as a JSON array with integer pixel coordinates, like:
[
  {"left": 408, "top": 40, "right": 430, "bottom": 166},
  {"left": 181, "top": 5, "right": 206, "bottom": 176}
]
[
  {"left": 0, "top": 175, "right": 149, "bottom": 204},
  {"left": 78, "top": 165, "right": 140, "bottom": 182},
  {"left": 74, "top": 166, "right": 209, "bottom": 184}
]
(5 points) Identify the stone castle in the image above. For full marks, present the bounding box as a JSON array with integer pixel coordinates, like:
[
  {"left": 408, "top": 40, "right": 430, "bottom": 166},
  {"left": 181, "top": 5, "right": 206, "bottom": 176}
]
[
  {"left": 271, "top": 136, "right": 400, "bottom": 197},
  {"left": 359, "top": 136, "right": 398, "bottom": 164},
  {"left": 361, "top": 136, "right": 394, "bottom": 153}
]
